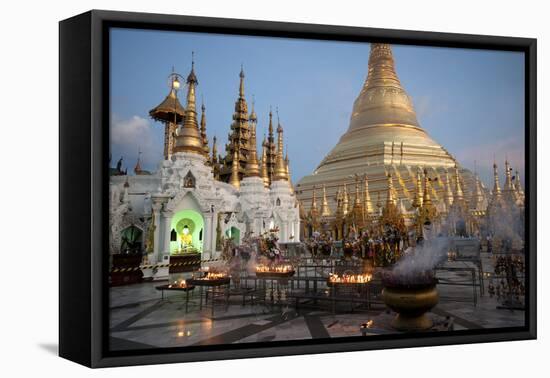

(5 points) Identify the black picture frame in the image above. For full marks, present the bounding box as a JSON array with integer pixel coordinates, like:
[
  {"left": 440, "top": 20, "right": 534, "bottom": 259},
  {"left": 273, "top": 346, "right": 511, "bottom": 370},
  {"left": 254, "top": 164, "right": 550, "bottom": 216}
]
[{"left": 59, "top": 9, "right": 537, "bottom": 368}]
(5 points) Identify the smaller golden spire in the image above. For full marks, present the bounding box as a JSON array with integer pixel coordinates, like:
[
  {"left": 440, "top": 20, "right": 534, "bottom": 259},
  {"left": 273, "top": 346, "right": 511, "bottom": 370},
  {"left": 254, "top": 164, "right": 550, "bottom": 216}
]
[
  {"left": 363, "top": 174, "right": 373, "bottom": 215},
  {"left": 309, "top": 186, "right": 319, "bottom": 221},
  {"left": 470, "top": 173, "right": 484, "bottom": 210},
  {"left": 444, "top": 169, "right": 454, "bottom": 208},
  {"left": 200, "top": 101, "right": 210, "bottom": 159},
  {"left": 249, "top": 95, "right": 257, "bottom": 123},
  {"left": 229, "top": 149, "right": 240, "bottom": 189},
  {"left": 211, "top": 136, "right": 218, "bottom": 162},
  {"left": 335, "top": 186, "right": 344, "bottom": 219},
  {"left": 422, "top": 169, "right": 432, "bottom": 206},
  {"left": 503, "top": 159, "right": 517, "bottom": 205},
  {"left": 504, "top": 159, "right": 514, "bottom": 191},
  {"left": 386, "top": 172, "right": 396, "bottom": 206},
  {"left": 134, "top": 147, "right": 142, "bottom": 175},
  {"left": 454, "top": 166, "right": 464, "bottom": 202},
  {"left": 245, "top": 122, "right": 260, "bottom": 177},
  {"left": 173, "top": 53, "right": 204, "bottom": 155},
  {"left": 342, "top": 183, "right": 349, "bottom": 215},
  {"left": 515, "top": 169, "right": 524, "bottom": 198},
  {"left": 239, "top": 64, "right": 245, "bottom": 98},
  {"left": 285, "top": 150, "right": 294, "bottom": 193},
  {"left": 492, "top": 161, "right": 502, "bottom": 202},
  {"left": 273, "top": 109, "right": 288, "bottom": 181},
  {"left": 320, "top": 185, "right": 332, "bottom": 217},
  {"left": 412, "top": 167, "right": 423, "bottom": 208},
  {"left": 211, "top": 136, "right": 220, "bottom": 180},
  {"left": 268, "top": 107, "right": 274, "bottom": 137},
  {"left": 284, "top": 148, "right": 290, "bottom": 177},
  {"left": 260, "top": 138, "right": 270, "bottom": 188}
]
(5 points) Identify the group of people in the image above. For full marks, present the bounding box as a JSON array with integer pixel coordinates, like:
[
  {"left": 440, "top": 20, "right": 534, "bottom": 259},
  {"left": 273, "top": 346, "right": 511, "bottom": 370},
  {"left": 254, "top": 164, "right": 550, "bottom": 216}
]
[{"left": 305, "top": 224, "right": 409, "bottom": 267}]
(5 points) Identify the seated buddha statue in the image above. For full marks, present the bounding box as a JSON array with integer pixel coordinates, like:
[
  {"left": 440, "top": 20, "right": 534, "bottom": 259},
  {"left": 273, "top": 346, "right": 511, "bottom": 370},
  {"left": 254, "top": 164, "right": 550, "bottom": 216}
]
[{"left": 180, "top": 226, "right": 193, "bottom": 251}]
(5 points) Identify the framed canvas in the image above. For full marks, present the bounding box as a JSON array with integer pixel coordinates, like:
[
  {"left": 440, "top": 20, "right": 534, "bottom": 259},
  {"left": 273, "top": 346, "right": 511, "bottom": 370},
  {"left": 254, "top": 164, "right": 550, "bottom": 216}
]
[{"left": 59, "top": 10, "right": 536, "bottom": 368}]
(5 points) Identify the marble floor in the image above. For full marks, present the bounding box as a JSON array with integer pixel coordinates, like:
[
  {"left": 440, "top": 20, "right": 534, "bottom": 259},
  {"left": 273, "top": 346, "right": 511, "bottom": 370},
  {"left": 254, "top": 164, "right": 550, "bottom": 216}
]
[{"left": 109, "top": 254, "right": 525, "bottom": 351}]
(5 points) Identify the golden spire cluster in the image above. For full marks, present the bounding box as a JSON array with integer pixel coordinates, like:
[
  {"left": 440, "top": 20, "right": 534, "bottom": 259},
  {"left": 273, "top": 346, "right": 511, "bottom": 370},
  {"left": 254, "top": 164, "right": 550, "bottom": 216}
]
[
  {"left": 489, "top": 159, "right": 524, "bottom": 210},
  {"left": 153, "top": 61, "right": 293, "bottom": 189}
]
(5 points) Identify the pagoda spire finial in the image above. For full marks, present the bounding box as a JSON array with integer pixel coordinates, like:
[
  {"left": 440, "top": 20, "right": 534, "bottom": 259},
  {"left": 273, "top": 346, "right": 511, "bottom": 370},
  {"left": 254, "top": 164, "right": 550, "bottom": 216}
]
[
  {"left": 364, "top": 44, "right": 402, "bottom": 92},
  {"left": 268, "top": 106, "right": 274, "bottom": 135},
  {"left": 320, "top": 184, "right": 332, "bottom": 217},
  {"left": 239, "top": 64, "right": 245, "bottom": 98}
]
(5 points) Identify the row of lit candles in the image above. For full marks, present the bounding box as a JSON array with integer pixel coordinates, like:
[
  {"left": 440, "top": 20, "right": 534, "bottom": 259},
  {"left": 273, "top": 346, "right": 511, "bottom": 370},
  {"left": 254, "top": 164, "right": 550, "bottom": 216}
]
[
  {"left": 255, "top": 264, "right": 294, "bottom": 273},
  {"left": 195, "top": 272, "right": 228, "bottom": 280},
  {"left": 328, "top": 273, "right": 373, "bottom": 284},
  {"left": 168, "top": 279, "right": 189, "bottom": 288}
]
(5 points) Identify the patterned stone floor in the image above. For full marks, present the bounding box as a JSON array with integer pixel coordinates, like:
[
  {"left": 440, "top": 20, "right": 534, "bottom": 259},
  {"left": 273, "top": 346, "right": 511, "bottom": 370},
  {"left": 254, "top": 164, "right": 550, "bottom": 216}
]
[{"left": 109, "top": 254, "right": 525, "bottom": 351}]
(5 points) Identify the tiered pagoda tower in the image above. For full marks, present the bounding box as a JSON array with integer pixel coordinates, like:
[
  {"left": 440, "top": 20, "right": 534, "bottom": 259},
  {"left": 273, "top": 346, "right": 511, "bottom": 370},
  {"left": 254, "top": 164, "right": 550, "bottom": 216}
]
[{"left": 219, "top": 67, "right": 252, "bottom": 182}]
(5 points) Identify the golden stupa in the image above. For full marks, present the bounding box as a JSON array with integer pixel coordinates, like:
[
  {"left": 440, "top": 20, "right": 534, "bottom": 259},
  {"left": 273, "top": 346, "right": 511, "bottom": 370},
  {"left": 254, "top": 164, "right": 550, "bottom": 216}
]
[{"left": 296, "top": 43, "right": 480, "bottom": 216}]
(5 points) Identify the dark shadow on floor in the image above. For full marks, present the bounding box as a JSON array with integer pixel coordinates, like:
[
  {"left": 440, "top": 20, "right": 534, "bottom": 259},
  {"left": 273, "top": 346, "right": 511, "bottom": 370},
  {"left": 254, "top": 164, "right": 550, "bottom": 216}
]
[{"left": 38, "top": 343, "right": 58, "bottom": 355}]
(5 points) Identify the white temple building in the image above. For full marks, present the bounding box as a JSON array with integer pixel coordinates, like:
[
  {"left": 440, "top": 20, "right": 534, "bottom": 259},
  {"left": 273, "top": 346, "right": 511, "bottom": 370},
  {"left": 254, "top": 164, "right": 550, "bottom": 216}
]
[{"left": 109, "top": 59, "right": 300, "bottom": 273}]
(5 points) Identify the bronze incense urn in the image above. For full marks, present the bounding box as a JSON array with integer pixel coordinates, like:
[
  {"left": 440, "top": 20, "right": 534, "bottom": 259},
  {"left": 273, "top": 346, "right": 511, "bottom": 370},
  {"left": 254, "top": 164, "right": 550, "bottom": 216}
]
[{"left": 382, "top": 271, "right": 439, "bottom": 331}]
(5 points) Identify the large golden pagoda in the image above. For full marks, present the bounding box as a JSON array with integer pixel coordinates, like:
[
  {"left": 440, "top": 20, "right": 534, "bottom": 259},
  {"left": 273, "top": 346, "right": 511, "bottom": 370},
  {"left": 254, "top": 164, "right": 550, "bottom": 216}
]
[{"left": 296, "top": 43, "right": 479, "bottom": 218}]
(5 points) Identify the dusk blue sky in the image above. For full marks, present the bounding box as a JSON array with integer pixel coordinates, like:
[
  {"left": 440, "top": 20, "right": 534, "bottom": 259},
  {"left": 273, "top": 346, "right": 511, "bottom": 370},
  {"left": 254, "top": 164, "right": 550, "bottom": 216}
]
[{"left": 110, "top": 28, "right": 525, "bottom": 186}]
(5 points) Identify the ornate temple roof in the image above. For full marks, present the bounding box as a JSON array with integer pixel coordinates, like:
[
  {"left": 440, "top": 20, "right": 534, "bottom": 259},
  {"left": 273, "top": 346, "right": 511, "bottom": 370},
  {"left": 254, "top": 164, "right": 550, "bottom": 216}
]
[{"left": 149, "top": 88, "right": 185, "bottom": 123}]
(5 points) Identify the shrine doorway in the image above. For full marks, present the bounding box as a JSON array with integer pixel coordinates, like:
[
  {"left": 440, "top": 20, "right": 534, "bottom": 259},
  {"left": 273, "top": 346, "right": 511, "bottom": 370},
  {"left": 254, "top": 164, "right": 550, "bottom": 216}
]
[
  {"left": 225, "top": 226, "right": 240, "bottom": 244},
  {"left": 170, "top": 209, "right": 204, "bottom": 254},
  {"left": 120, "top": 225, "right": 143, "bottom": 254}
]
